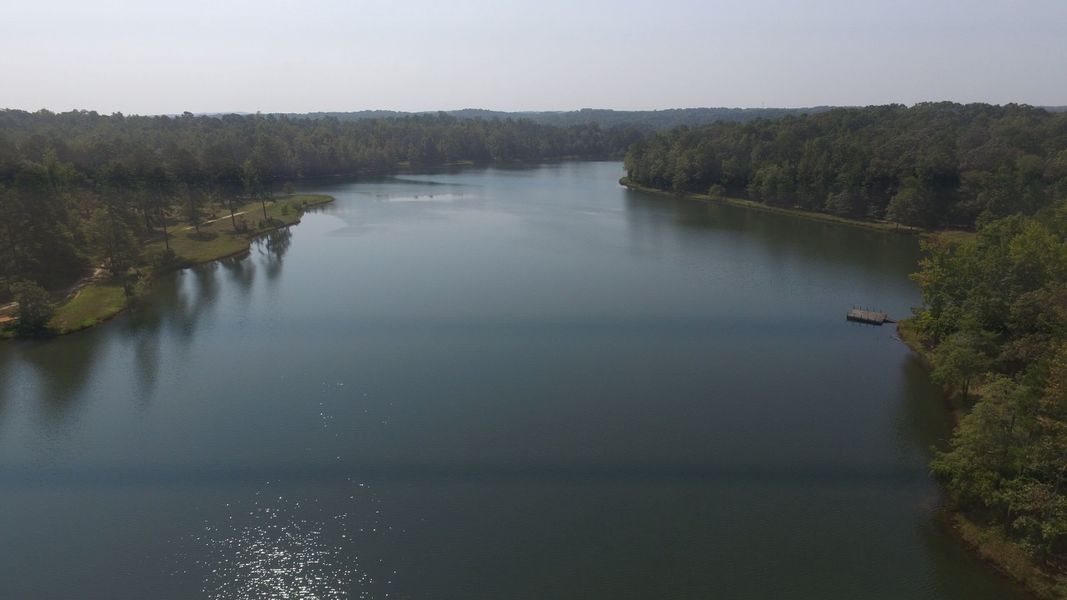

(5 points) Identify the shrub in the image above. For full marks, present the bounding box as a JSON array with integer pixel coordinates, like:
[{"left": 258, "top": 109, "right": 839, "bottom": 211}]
[
  {"left": 11, "top": 280, "right": 54, "bottom": 335},
  {"left": 146, "top": 247, "right": 177, "bottom": 269}
]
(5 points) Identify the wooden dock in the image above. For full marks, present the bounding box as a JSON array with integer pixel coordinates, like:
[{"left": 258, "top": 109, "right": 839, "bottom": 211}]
[{"left": 846, "top": 308, "right": 891, "bottom": 325}]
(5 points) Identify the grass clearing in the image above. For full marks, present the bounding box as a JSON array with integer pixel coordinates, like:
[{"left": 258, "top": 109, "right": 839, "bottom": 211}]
[
  {"left": 0, "top": 194, "right": 335, "bottom": 339},
  {"left": 150, "top": 194, "right": 334, "bottom": 266},
  {"left": 49, "top": 281, "right": 128, "bottom": 333}
]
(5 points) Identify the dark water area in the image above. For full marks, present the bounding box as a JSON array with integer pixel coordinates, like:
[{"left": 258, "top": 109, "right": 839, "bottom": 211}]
[{"left": 0, "top": 162, "right": 1028, "bottom": 599}]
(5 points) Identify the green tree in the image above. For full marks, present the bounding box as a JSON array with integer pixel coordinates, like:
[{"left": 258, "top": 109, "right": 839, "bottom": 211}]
[
  {"left": 931, "top": 331, "right": 993, "bottom": 401},
  {"left": 241, "top": 159, "right": 268, "bottom": 221},
  {"left": 11, "top": 280, "right": 54, "bottom": 334},
  {"left": 181, "top": 182, "right": 205, "bottom": 234},
  {"left": 932, "top": 377, "right": 1032, "bottom": 512},
  {"left": 86, "top": 209, "right": 140, "bottom": 277},
  {"left": 212, "top": 162, "right": 245, "bottom": 232},
  {"left": 885, "top": 178, "right": 931, "bottom": 226}
]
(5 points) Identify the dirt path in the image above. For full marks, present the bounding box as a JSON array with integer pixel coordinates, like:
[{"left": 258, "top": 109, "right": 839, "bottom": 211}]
[
  {"left": 1, "top": 267, "right": 108, "bottom": 321},
  {"left": 180, "top": 210, "right": 252, "bottom": 232},
  {"left": 1, "top": 300, "right": 18, "bottom": 324}
]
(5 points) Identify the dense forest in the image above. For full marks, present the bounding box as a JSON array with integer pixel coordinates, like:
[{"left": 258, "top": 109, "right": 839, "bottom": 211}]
[
  {"left": 910, "top": 202, "right": 1067, "bottom": 591},
  {"left": 0, "top": 110, "right": 642, "bottom": 301},
  {"left": 624, "top": 103, "right": 1067, "bottom": 229}
]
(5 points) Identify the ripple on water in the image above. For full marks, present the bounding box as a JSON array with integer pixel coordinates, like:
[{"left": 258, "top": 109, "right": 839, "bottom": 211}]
[{"left": 178, "top": 487, "right": 394, "bottom": 600}]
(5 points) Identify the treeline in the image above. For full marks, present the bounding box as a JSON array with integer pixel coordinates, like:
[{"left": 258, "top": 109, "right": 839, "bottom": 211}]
[
  {"left": 910, "top": 202, "right": 1067, "bottom": 583},
  {"left": 624, "top": 103, "right": 1067, "bottom": 229},
  {"left": 298, "top": 106, "right": 832, "bottom": 130},
  {"left": 0, "top": 110, "right": 643, "bottom": 297}
]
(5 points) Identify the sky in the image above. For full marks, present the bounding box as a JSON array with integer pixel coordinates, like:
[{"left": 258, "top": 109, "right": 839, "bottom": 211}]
[{"left": 2, "top": 0, "right": 1066, "bottom": 114}]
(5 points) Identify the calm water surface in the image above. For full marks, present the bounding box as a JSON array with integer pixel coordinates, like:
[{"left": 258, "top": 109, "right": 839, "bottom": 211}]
[{"left": 0, "top": 162, "right": 1027, "bottom": 599}]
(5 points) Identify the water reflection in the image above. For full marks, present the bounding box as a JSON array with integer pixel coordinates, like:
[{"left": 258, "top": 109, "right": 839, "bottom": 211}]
[
  {"left": 20, "top": 334, "right": 102, "bottom": 420},
  {"left": 896, "top": 353, "right": 956, "bottom": 461},
  {"left": 0, "top": 343, "right": 13, "bottom": 419},
  {"left": 170, "top": 263, "right": 222, "bottom": 347},
  {"left": 260, "top": 227, "right": 292, "bottom": 282},
  {"left": 915, "top": 515, "right": 1032, "bottom": 600},
  {"left": 622, "top": 190, "right": 922, "bottom": 282},
  {"left": 221, "top": 255, "right": 256, "bottom": 298}
]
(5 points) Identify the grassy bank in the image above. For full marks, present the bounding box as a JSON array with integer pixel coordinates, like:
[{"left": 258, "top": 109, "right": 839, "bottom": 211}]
[
  {"left": 8, "top": 194, "right": 334, "bottom": 337},
  {"left": 49, "top": 282, "right": 129, "bottom": 334},
  {"left": 147, "top": 193, "right": 333, "bottom": 267}
]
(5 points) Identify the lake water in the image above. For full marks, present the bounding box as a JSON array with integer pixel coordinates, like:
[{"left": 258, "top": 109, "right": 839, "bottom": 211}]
[{"left": 0, "top": 162, "right": 1027, "bottom": 599}]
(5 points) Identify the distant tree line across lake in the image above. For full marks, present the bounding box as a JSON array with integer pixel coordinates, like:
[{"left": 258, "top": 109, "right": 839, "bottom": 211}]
[
  {"left": 289, "top": 106, "right": 833, "bottom": 130},
  {"left": 3, "top": 102, "right": 1067, "bottom": 304},
  {"left": 624, "top": 102, "right": 1067, "bottom": 229},
  {"left": 0, "top": 110, "right": 644, "bottom": 298}
]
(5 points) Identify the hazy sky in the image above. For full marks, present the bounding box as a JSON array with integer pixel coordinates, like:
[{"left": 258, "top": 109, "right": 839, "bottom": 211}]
[{"left": 3, "top": 0, "right": 1066, "bottom": 114}]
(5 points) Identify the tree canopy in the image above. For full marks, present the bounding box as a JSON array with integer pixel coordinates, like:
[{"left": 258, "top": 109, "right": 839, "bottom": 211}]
[
  {"left": 913, "top": 200, "right": 1067, "bottom": 571},
  {"left": 0, "top": 109, "right": 644, "bottom": 298},
  {"left": 624, "top": 102, "right": 1067, "bottom": 229}
]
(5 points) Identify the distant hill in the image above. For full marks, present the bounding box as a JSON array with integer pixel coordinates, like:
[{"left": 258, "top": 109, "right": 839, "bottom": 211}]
[{"left": 289, "top": 107, "right": 835, "bottom": 130}]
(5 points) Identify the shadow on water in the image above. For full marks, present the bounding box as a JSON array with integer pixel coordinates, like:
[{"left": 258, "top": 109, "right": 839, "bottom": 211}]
[
  {"left": 125, "top": 262, "right": 223, "bottom": 363},
  {"left": 116, "top": 260, "right": 231, "bottom": 403},
  {"left": 623, "top": 190, "right": 922, "bottom": 280},
  {"left": 896, "top": 353, "right": 956, "bottom": 460},
  {"left": 171, "top": 263, "right": 222, "bottom": 345},
  {"left": 0, "top": 342, "right": 14, "bottom": 420},
  {"left": 894, "top": 342, "right": 1033, "bottom": 598},
  {"left": 17, "top": 331, "right": 103, "bottom": 420},
  {"left": 916, "top": 515, "right": 1035, "bottom": 600},
  {"left": 220, "top": 254, "right": 256, "bottom": 298},
  {"left": 123, "top": 301, "right": 167, "bottom": 405},
  {"left": 3, "top": 259, "right": 236, "bottom": 418},
  {"left": 257, "top": 227, "right": 292, "bottom": 282}
]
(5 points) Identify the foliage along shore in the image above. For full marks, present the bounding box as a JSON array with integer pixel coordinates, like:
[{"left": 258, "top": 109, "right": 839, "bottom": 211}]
[
  {"left": 0, "top": 109, "right": 647, "bottom": 314},
  {"left": 628, "top": 168, "right": 1067, "bottom": 597},
  {"left": 624, "top": 102, "right": 1067, "bottom": 231},
  {"left": 899, "top": 318, "right": 1067, "bottom": 599},
  {"left": 896, "top": 201, "right": 1067, "bottom": 599},
  {"left": 1, "top": 194, "right": 332, "bottom": 339}
]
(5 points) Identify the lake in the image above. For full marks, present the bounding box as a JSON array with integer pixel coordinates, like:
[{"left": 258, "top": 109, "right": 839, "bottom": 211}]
[{"left": 0, "top": 161, "right": 1027, "bottom": 599}]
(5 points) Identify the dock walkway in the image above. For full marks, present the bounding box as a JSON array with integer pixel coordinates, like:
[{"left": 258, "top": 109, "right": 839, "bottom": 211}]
[{"left": 846, "top": 308, "right": 891, "bottom": 325}]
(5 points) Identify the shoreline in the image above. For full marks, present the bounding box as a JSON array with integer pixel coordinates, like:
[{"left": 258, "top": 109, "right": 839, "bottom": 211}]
[
  {"left": 618, "top": 177, "right": 972, "bottom": 239},
  {"left": 899, "top": 318, "right": 1063, "bottom": 599},
  {"left": 618, "top": 171, "right": 1045, "bottom": 593},
  {"left": 5, "top": 170, "right": 1053, "bottom": 594},
  {"left": 621, "top": 169, "right": 1062, "bottom": 599},
  {"left": 2, "top": 194, "right": 334, "bottom": 339}
]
